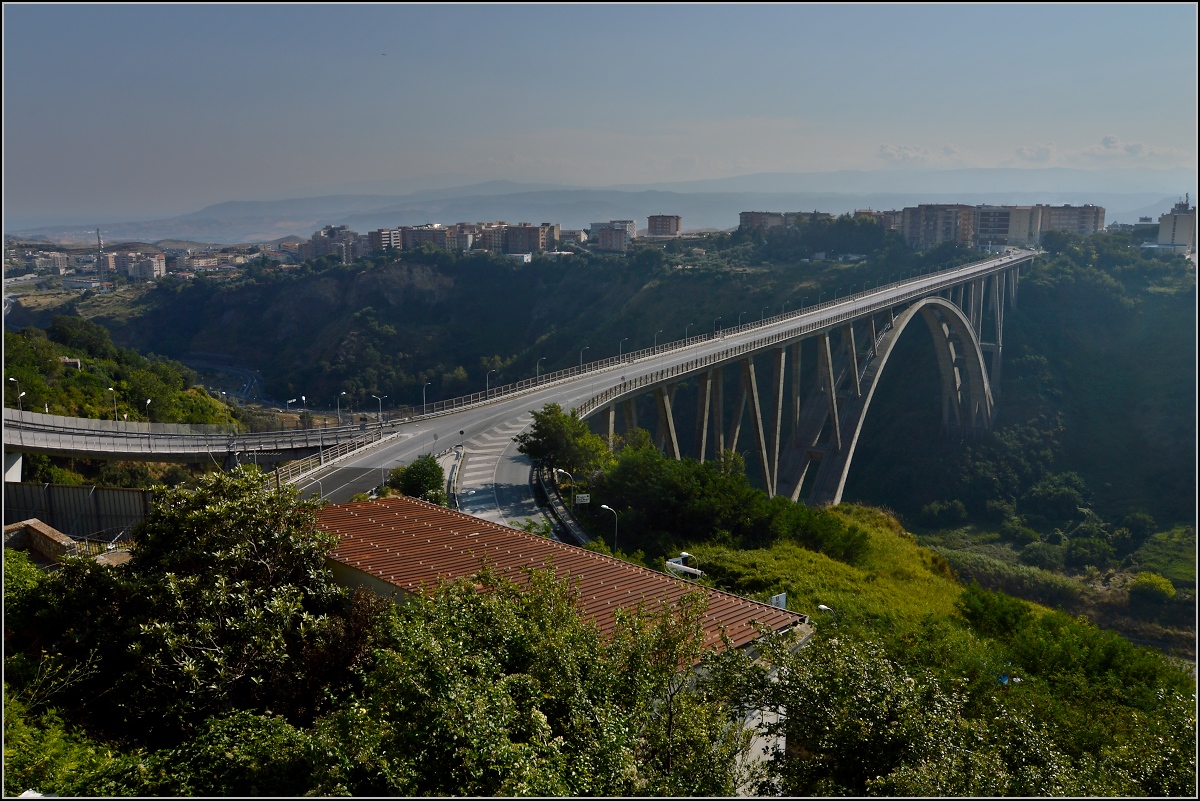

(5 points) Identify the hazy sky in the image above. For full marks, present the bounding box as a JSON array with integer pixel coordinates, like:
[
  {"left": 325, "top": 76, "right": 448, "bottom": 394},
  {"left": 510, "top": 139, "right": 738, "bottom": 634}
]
[{"left": 3, "top": 3, "right": 1196, "bottom": 226}]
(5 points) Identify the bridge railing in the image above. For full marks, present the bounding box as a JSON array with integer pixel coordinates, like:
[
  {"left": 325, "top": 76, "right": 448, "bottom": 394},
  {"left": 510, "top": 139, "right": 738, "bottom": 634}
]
[
  {"left": 573, "top": 253, "right": 1028, "bottom": 418},
  {"left": 381, "top": 251, "right": 1032, "bottom": 423},
  {"left": 271, "top": 427, "right": 389, "bottom": 487},
  {"left": 3, "top": 252, "right": 1031, "bottom": 449}
]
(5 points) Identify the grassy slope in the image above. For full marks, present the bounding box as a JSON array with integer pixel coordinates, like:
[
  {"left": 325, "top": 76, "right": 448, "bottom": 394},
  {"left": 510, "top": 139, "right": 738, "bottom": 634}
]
[{"left": 690, "top": 505, "right": 964, "bottom": 631}]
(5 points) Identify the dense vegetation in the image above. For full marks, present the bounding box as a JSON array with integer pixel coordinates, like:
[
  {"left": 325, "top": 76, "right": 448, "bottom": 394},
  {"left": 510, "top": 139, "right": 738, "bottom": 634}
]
[
  {"left": 3, "top": 316, "right": 229, "bottom": 424},
  {"left": 6, "top": 464, "right": 1194, "bottom": 796}
]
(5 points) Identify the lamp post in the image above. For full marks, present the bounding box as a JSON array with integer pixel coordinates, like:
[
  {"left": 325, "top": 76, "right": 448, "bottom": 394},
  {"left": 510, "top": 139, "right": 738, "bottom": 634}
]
[
  {"left": 536, "top": 357, "right": 545, "bottom": 384},
  {"left": 371, "top": 394, "right": 386, "bottom": 428},
  {"left": 800, "top": 296, "right": 807, "bottom": 309},
  {"left": 761, "top": 306, "right": 769, "bottom": 322},
  {"left": 422, "top": 382, "right": 431, "bottom": 415},
  {"left": 653, "top": 329, "right": 663, "bottom": 352},
  {"left": 600, "top": 504, "right": 618, "bottom": 552},
  {"left": 486, "top": 369, "right": 496, "bottom": 397},
  {"left": 145, "top": 398, "right": 151, "bottom": 420},
  {"left": 16, "top": 391, "right": 25, "bottom": 411},
  {"left": 107, "top": 387, "right": 117, "bottom": 421},
  {"left": 685, "top": 322, "right": 693, "bottom": 339},
  {"left": 7, "top": 377, "right": 19, "bottom": 411},
  {"left": 782, "top": 301, "right": 789, "bottom": 315},
  {"left": 579, "top": 346, "right": 590, "bottom": 371},
  {"left": 738, "top": 311, "right": 746, "bottom": 326},
  {"left": 286, "top": 398, "right": 295, "bottom": 413},
  {"left": 554, "top": 468, "right": 574, "bottom": 506},
  {"left": 618, "top": 337, "right": 628, "bottom": 359},
  {"left": 337, "top": 391, "right": 346, "bottom": 426}
]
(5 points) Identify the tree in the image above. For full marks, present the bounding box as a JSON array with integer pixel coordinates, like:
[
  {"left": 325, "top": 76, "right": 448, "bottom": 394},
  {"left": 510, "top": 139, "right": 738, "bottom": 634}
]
[
  {"left": 302, "top": 567, "right": 753, "bottom": 796},
  {"left": 514, "top": 403, "right": 611, "bottom": 474},
  {"left": 388, "top": 453, "right": 447, "bottom": 505}
]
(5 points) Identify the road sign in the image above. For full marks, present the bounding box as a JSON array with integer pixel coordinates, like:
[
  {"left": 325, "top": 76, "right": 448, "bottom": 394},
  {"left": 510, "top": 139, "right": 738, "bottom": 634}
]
[{"left": 575, "top": 493, "right": 591, "bottom": 504}]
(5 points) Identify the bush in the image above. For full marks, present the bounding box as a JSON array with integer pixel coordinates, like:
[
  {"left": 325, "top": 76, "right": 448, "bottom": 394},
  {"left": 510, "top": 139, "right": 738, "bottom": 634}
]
[
  {"left": 920, "top": 500, "right": 967, "bottom": 528},
  {"left": 1064, "top": 536, "right": 1116, "bottom": 569},
  {"left": 388, "top": 454, "right": 447, "bottom": 505},
  {"left": 1128, "top": 572, "right": 1177, "bottom": 604},
  {"left": 1000, "top": 517, "right": 1040, "bottom": 545},
  {"left": 1020, "top": 541, "right": 1064, "bottom": 571}
]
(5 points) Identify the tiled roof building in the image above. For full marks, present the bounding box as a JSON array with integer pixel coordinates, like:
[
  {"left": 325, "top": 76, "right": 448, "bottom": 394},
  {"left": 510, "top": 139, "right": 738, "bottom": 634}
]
[{"left": 317, "top": 496, "right": 811, "bottom": 653}]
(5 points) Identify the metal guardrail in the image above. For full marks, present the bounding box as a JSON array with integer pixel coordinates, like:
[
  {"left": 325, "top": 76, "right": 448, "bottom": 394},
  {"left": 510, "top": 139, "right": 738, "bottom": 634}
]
[
  {"left": 574, "top": 253, "right": 1027, "bottom": 418},
  {"left": 4, "top": 251, "right": 1031, "bottom": 459}
]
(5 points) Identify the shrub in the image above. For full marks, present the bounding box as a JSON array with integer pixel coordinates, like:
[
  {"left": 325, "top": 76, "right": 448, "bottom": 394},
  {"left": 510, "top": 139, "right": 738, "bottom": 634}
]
[
  {"left": 920, "top": 500, "right": 967, "bottom": 528},
  {"left": 1128, "top": 572, "right": 1177, "bottom": 604},
  {"left": 1020, "top": 541, "right": 1064, "bottom": 571}
]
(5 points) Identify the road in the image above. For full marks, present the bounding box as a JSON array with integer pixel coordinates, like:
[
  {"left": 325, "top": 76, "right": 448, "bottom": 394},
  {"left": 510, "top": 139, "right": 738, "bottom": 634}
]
[{"left": 295, "top": 250, "right": 1035, "bottom": 521}]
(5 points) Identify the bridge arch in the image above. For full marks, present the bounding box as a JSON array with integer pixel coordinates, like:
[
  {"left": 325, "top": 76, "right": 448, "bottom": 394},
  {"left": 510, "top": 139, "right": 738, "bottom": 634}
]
[{"left": 808, "top": 296, "right": 993, "bottom": 505}]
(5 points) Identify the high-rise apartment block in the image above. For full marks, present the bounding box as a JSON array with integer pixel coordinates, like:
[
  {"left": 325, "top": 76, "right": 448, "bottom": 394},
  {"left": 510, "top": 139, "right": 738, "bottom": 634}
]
[
  {"left": 1157, "top": 196, "right": 1196, "bottom": 255},
  {"left": 1036, "top": 204, "right": 1105, "bottom": 237},
  {"left": 647, "top": 215, "right": 682, "bottom": 237},
  {"left": 900, "top": 205, "right": 976, "bottom": 249},
  {"left": 368, "top": 228, "right": 402, "bottom": 252},
  {"left": 853, "top": 209, "right": 902, "bottom": 231},
  {"left": 303, "top": 225, "right": 364, "bottom": 263},
  {"left": 596, "top": 226, "right": 631, "bottom": 252},
  {"left": 505, "top": 223, "right": 546, "bottom": 254},
  {"left": 975, "top": 206, "right": 1043, "bottom": 249}
]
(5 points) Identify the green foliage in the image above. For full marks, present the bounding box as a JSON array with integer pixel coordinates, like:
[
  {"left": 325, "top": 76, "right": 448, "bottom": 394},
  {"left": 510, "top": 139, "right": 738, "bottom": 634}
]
[
  {"left": 2, "top": 687, "right": 132, "bottom": 798},
  {"left": 934, "top": 547, "right": 1082, "bottom": 607},
  {"left": 1128, "top": 572, "right": 1177, "bottom": 604},
  {"left": 4, "top": 319, "right": 228, "bottom": 424},
  {"left": 388, "top": 453, "right": 447, "bottom": 505},
  {"left": 587, "top": 438, "right": 867, "bottom": 564},
  {"left": 921, "top": 499, "right": 968, "bottom": 527},
  {"left": 302, "top": 568, "right": 752, "bottom": 796},
  {"left": 4, "top": 466, "right": 376, "bottom": 747},
  {"left": 3, "top": 548, "right": 43, "bottom": 612},
  {"left": 1133, "top": 526, "right": 1195, "bottom": 588},
  {"left": 515, "top": 403, "right": 612, "bottom": 474},
  {"left": 957, "top": 582, "right": 1032, "bottom": 637}
]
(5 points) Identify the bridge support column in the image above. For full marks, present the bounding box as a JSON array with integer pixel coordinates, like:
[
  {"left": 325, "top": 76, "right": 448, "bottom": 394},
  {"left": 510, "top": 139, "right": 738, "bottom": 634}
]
[
  {"left": 868, "top": 315, "right": 878, "bottom": 355},
  {"left": 953, "top": 284, "right": 964, "bottom": 310},
  {"left": 655, "top": 385, "right": 681, "bottom": 460},
  {"left": 1009, "top": 265, "right": 1019, "bottom": 308},
  {"left": 817, "top": 333, "right": 841, "bottom": 453},
  {"left": 695, "top": 369, "right": 712, "bottom": 462},
  {"left": 713, "top": 366, "right": 725, "bottom": 455},
  {"left": 741, "top": 358, "right": 774, "bottom": 496},
  {"left": 623, "top": 399, "right": 637, "bottom": 433},
  {"left": 4, "top": 451, "right": 23, "bottom": 483},
  {"left": 842, "top": 323, "right": 861, "bottom": 397},
  {"left": 603, "top": 405, "right": 616, "bottom": 450},
  {"left": 768, "top": 347, "right": 786, "bottom": 495},
  {"left": 790, "top": 340, "right": 802, "bottom": 444},
  {"left": 727, "top": 377, "right": 747, "bottom": 454}
]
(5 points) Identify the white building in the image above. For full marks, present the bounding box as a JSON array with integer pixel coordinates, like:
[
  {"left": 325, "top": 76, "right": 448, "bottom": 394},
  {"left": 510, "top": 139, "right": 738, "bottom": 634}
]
[{"left": 1157, "top": 196, "right": 1196, "bottom": 255}]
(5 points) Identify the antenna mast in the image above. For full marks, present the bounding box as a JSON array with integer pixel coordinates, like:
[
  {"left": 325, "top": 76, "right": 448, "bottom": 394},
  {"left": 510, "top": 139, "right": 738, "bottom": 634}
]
[{"left": 96, "top": 228, "right": 105, "bottom": 275}]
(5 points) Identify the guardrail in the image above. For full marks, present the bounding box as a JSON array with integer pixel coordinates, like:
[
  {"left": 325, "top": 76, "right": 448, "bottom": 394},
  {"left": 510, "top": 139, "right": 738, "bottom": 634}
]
[
  {"left": 574, "top": 254, "right": 1024, "bottom": 418},
  {"left": 5, "top": 251, "right": 1032, "bottom": 455}
]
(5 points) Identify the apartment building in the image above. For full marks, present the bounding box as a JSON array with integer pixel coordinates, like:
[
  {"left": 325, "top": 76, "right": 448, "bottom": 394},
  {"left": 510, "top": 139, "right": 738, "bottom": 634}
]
[
  {"left": 647, "top": 215, "right": 682, "bottom": 237},
  {"left": 852, "top": 209, "right": 902, "bottom": 231},
  {"left": 1156, "top": 196, "right": 1195, "bottom": 255},
  {"left": 1036, "top": 204, "right": 1105, "bottom": 237},
  {"left": 596, "top": 226, "right": 631, "bottom": 252},
  {"left": 368, "top": 228, "right": 402, "bottom": 252},
  {"left": 591, "top": 220, "right": 637, "bottom": 241},
  {"left": 505, "top": 223, "right": 546, "bottom": 254},
  {"left": 900, "top": 205, "right": 976, "bottom": 249},
  {"left": 127, "top": 254, "right": 166, "bottom": 280},
  {"left": 975, "top": 206, "right": 1043, "bottom": 249},
  {"left": 304, "top": 225, "right": 364, "bottom": 263}
]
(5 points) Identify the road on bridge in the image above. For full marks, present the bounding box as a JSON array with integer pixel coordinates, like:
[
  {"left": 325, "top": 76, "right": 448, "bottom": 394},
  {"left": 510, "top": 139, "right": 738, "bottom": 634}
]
[{"left": 295, "top": 250, "right": 1036, "bottom": 522}]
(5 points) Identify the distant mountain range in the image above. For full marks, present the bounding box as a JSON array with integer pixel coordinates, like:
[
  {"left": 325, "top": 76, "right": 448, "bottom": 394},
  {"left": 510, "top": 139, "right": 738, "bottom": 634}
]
[{"left": 9, "top": 168, "right": 1195, "bottom": 245}]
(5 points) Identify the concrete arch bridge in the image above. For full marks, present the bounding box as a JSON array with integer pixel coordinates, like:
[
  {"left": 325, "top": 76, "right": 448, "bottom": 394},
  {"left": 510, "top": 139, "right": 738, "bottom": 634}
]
[
  {"left": 576, "top": 256, "right": 1023, "bottom": 506},
  {"left": 4, "top": 250, "right": 1033, "bottom": 508}
]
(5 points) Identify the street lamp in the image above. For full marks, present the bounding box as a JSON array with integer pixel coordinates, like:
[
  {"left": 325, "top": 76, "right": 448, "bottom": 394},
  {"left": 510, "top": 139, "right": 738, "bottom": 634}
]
[
  {"left": 553, "top": 468, "right": 574, "bottom": 506},
  {"left": 738, "top": 311, "right": 746, "bottom": 326},
  {"left": 145, "top": 398, "right": 151, "bottom": 419},
  {"left": 618, "top": 337, "right": 628, "bottom": 359},
  {"left": 107, "top": 387, "right": 117, "bottom": 421},
  {"left": 600, "top": 504, "right": 618, "bottom": 552},
  {"left": 371, "top": 394, "right": 386, "bottom": 428},
  {"left": 579, "top": 346, "right": 590, "bottom": 371},
  {"left": 761, "top": 306, "right": 769, "bottom": 322},
  {"left": 16, "top": 391, "right": 25, "bottom": 411},
  {"left": 782, "top": 301, "right": 789, "bottom": 315},
  {"left": 337, "top": 391, "right": 346, "bottom": 426},
  {"left": 422, "top": 382, "right": 431, "bottom": 415},
  {"left": 286, "top": 398, "right": 295, "bottom": 412},
  {"left": 486, "top": 369, "right": 496, "bottom": 397},
  {"left": 653, "top": 329, "right": 663, "bottom": 351},
  {"left": 7, "top": 377, "right": 19, "bottom": 411},
  {"left": 817, "top": 292, "right": 824, "bottom": 305},
  {"left": 685, "top": 322, "right": 694, "bottom": 339}
]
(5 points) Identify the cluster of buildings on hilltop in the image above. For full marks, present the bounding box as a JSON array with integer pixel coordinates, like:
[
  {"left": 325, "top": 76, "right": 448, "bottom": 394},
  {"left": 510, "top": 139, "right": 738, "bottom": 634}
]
[{"left": 740, "top": 199, "right": 1197, "bottom": 256}]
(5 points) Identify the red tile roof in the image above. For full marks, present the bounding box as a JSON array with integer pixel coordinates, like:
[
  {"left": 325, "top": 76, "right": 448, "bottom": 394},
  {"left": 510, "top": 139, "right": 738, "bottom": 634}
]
[{"left": 317, "top": 496, "right": 808, "bottom": 652}]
